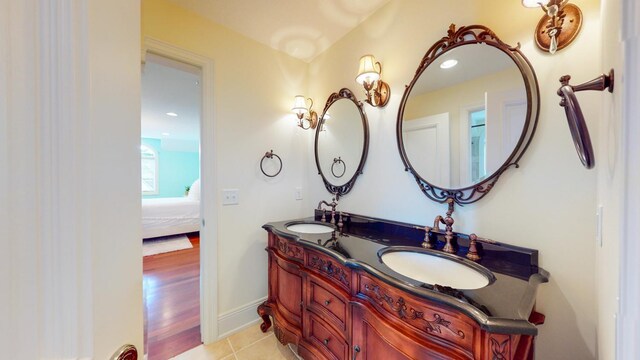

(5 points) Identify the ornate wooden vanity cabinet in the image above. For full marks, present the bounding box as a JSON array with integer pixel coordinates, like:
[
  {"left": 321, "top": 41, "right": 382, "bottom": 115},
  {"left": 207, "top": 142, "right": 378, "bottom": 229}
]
[
  {"left": 260, "top": 23, "right": 548, "bottom": 359},
  {"left": 258, "top": 230, "right": 544, "bottom": 360}
]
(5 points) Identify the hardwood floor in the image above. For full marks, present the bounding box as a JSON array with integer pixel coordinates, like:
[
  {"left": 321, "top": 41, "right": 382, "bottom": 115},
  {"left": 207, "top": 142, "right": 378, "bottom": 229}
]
[{"left": 144, "top": 233, "right": 201, "bottom": 360}]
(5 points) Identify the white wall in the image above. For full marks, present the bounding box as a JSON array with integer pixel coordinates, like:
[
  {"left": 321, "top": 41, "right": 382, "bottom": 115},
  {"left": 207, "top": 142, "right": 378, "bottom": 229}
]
[
  {"left": 307, "top": 0, "right": 602, "bottom": 359},
  {"left": 141, "top": 0, "right": 311, "bottom": 337}
]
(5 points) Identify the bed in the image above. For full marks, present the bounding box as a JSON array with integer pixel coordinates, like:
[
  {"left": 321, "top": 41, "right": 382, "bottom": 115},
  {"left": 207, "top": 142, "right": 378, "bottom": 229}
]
[{"left": 142, "top": 179, "right": 200, "bottom": 239}]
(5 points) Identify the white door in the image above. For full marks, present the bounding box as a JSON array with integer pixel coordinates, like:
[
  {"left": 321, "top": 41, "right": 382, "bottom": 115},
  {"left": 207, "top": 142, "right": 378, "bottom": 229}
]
[
  {"left": 485, "top": 89, "right": 527, "bottom": 171},
  {"left": 0, "top": 1, "right": 144, "bottom": 359},
  {"left": 403, "top": 113, "right": 451, "bottom": 187}
]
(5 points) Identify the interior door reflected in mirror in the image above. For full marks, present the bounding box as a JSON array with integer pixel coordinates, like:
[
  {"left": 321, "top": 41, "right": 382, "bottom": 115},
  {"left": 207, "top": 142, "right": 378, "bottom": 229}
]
[
  {"left": 397, "top": 24, "right": 539, "bottom": 205},
  {"left": 315, "top": 88, "right": 369, "bottom": 198}
]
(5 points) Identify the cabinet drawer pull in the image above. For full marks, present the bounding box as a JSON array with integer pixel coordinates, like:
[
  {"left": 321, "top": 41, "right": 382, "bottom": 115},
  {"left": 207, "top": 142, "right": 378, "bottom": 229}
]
[
  {"left": 323, "top": 338, "right": 330, "bottom": 346},
  {"left": 352, "top": 345, "right": 360, "bottom": 360},
  {"left": 324, "top": 299, "right": 331, "bottom": 306}
]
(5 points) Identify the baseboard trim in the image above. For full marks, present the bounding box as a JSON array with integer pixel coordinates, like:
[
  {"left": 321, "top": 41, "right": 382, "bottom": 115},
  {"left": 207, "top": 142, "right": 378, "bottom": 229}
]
[{"left": 217, "top": 297, "right": 267, "bottom": 340}]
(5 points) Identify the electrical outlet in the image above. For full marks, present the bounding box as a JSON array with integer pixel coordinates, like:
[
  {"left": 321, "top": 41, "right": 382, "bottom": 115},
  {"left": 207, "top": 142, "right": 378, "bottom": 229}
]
[
  {"left": 222, "top": 189, "right": 239, "bottom": 205},
  {"left": 295, "top": 187, "right": 303, "bottom": 200}
]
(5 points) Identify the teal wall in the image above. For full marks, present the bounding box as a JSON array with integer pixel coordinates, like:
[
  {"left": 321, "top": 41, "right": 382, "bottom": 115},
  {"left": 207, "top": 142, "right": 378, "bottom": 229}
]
[{"left": 142, "top": 137, "right": 200, "bottom": 199}]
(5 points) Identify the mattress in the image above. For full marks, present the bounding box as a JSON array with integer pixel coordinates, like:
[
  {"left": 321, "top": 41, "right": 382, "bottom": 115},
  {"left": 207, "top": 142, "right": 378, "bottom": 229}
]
[{"left": 142, "top": 197, "right": 200, "bottom": 239}]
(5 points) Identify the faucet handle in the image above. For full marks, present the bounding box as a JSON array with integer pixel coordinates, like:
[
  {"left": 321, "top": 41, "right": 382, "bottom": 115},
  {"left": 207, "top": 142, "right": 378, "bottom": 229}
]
[
  {"left": 433, "top": 215, "right": 444, "bottom": 232},
  {"left": 466, "top": 233, "right": 481, "bottom": 261},
  {"left": 421, "top": 226, "right": 434, "bottom": 249}
]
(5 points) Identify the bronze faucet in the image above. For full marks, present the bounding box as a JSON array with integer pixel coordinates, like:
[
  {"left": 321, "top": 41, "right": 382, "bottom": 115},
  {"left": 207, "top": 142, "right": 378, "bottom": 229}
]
[
  {"left": 466, "top": 233, "right": 481, "bottom": 261},
  {"left": 317, "top": 197, "right": 338, "bottom": 224},
  {"left": 433, "top": 198, "right": 456, "bottom": 254},
  {"left": 421, "top": 226, "right": 433, "bottom": 249}
]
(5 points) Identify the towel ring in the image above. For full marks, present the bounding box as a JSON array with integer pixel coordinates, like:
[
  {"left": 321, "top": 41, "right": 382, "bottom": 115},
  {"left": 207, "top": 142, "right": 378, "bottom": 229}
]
[
  {"left": 261, "top": 150, "right": 282, "bottom": 177},
  {"left": 331, "top": 157, "right": 346, "bottom": 178}
]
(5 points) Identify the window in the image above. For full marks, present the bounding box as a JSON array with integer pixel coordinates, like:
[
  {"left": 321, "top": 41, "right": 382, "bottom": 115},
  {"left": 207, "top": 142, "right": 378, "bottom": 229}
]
[{"left": 141, "top": 145, "right": 158, "bottom": 195}]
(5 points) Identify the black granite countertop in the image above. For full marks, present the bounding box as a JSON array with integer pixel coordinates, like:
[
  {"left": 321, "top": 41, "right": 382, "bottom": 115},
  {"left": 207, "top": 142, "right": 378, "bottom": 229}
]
[{"left": 263, "top": 211, "right": 549, "bottom": 336}]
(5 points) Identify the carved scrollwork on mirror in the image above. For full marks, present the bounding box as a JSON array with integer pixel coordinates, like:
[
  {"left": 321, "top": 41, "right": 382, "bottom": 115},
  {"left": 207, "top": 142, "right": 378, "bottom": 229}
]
[
  {"left": 397, "top": 24, "right": 540, "bottom": 205},
  {"left": 315, "top": 88, "right": 369, "bottom": 198}
]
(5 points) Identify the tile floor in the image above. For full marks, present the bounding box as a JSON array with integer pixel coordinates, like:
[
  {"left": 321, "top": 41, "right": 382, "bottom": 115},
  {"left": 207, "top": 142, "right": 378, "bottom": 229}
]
[{"left": 171, "top": 323, "right": 301, "bottom": 360}]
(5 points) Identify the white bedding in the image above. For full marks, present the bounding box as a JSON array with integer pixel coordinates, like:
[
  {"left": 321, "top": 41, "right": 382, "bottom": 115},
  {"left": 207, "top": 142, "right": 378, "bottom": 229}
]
[{"left": 142, "top": 197, "right": 200, "bottom": 239}]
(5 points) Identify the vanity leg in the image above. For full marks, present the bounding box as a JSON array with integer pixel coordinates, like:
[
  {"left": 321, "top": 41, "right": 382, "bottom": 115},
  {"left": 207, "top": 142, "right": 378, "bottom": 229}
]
[{"left": 257, "top": 301, "right": 272, "bottom": 332}]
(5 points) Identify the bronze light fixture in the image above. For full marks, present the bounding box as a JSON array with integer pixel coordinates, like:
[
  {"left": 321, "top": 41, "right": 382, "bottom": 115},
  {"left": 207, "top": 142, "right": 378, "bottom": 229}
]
[
  {"left": 522, "top": 0, "right": 583, "bottom": 54},
  {"left": 355, "top": 54, "right": 390, "bottom": 107},
  {"left": 292, "top": 95, "right": 318, "bottom": 130}
]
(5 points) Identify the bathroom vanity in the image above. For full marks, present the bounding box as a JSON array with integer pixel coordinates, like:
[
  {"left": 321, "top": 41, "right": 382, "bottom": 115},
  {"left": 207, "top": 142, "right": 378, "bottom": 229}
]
[
  {"left": 258, "top": 212, "right": 548, "bottom": 360},
  {"left": 260, "top": 23, "right": 547, "bottom": 359}
]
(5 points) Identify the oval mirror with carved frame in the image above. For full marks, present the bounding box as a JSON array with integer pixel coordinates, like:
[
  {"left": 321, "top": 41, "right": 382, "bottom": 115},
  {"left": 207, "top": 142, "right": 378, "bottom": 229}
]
[
  {"left": 315, "top": 88, "right": 369, "bottom": 199},
  {"left": 397, "top": 24, "right": 540, "bottom": 205}
]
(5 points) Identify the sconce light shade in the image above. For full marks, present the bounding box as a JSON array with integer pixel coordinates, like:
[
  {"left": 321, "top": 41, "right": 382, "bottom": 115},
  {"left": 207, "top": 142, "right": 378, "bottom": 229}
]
[
  {"left": 355, "top": 54, "right": 390, "bottom": 107},
  {"left": 291, "top": 95, "right": 317, "bottom": 130},
  {"left": 356, "top": 55, "right": 381, "bottom": 85},
  {"left": 292, "top": 95, "right": 309, "bottom": 115}
]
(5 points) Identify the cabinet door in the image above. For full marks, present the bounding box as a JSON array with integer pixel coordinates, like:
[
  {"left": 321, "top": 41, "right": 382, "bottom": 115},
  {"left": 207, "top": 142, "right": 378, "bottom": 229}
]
[
  {"left": 272, "top": 254, "right": 303, "bottom": 327},
  {"left": 351, "top": 303, "right": 453, "bottom": 360}
]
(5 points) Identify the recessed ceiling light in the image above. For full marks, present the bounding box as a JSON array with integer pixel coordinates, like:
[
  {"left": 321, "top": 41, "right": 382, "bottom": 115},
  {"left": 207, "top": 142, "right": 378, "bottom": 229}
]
[
  {"left": 440, "top": 59, "right": 458, "bottom": 69},
  {"left": 166, "top": 112, "right": 178, "bottom": 117},
  {"left": 162, "top": 132, "right": 170, "bottom": 136}
]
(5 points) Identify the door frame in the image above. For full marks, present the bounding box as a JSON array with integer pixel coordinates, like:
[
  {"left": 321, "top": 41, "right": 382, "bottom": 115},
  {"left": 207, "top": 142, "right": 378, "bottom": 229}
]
[
  {"left": 619, "top": 0, "right": 640, "bottom": 357},
  {"left": 459, "top": 102, "right": 485, "bottom": 186},
  {"left": 142, "top": 38, "right": 219, "bottom": 343}
]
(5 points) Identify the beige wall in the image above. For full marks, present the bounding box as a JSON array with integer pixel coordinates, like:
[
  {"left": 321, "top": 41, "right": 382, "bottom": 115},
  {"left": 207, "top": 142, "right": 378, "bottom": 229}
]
[
  {"left": 307, "top": 0, "right": 601, "bottom": 359},
  {"left": 142, "top": 0, "right": 310, "bottom": 335}
]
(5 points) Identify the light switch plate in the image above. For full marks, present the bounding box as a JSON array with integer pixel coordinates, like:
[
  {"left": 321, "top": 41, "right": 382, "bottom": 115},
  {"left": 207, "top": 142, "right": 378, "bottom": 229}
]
[
  {"left": 295, "top": 187, "right": 303, "bottom": 200},
  {"left": 222, "top": 189, "right": 239, "bottom": 205}
]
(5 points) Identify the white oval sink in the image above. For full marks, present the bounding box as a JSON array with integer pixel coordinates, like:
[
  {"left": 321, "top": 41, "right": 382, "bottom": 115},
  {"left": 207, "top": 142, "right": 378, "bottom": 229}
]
[
  {"left": 380, "top": 250, "right": 491, "bottom": 290},
  {"left": 286, "top": 223, "right": 334, "bottom": 234}
]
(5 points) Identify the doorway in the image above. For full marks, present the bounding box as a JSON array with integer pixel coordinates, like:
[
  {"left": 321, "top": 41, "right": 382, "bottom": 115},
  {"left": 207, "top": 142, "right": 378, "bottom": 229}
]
[
  {"left": 140, "top": 39, "right": 219, "bottom": 358},
  {"left": 141, "top": 52, "right": 203, "bottom": 359}
]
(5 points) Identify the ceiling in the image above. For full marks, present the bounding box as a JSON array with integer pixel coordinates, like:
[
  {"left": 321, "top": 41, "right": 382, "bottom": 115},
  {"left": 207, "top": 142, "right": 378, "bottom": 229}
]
[
  {"left": 166, "top": 0, "right": 391, "bottom": 62},
  {"left": 141, "top": 53, "right": 201, "bottom": 142}
]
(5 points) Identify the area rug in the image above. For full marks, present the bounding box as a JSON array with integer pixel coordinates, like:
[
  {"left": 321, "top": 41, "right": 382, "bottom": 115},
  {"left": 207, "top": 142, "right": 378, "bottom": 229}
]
[{"left": 143, "top": 234, "right": 192, "bottom": 256}]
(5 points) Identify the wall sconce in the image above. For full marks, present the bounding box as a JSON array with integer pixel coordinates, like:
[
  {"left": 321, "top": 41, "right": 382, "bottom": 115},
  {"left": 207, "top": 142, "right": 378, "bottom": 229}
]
[
  {"left": 355, "top": 54, "right": 390, "bottom": 107},
  {"left": 522, "top": 0, "right": 582, "bottom": 54},
  {"left": 291, "top": 95, "right": 318, "bottom": 130}
]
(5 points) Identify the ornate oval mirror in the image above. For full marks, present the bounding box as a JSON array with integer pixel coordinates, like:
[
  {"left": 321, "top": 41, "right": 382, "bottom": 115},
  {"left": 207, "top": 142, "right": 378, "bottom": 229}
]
[
  {"left": 315, "top": 88, "right": 369, "bottom": 198},
  {"left": 397, "top": 24, "right": 539, "bottom": 205}
]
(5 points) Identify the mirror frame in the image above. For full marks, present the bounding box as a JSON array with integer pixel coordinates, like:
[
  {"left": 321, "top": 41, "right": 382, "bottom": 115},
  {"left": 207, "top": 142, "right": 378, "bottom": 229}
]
[
  {"left": 315, "top": 88, "right": 369, "bottom": 199},
  {"left": 396, "top": 24, "right": 540, "bottom": 205}
]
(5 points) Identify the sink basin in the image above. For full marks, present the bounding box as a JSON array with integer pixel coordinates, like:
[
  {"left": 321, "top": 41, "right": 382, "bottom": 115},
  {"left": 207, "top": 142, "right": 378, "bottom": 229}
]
[
  {"left": 379, "top": 248, "right": 494, "bottom": 290},
  {"left": 286, "top": 223, "right": 335, "bottom": 234}
]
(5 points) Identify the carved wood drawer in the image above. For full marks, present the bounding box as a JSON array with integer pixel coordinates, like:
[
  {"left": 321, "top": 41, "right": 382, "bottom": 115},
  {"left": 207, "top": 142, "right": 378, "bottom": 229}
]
[
  {"left": 271, "top": 234, "right": 304, "bottom": 262},
  {"left": 306, "top": 312, "right": 348, "bottom": 360},
  {"left": 306, "top": 274, "right": 349, "bottom": 335},
  {"left": 357, "top": 273, "right": 476, "bottom": 354},
  {"left": 305, "top": 250, "right": 351, "bottom": 292}
]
